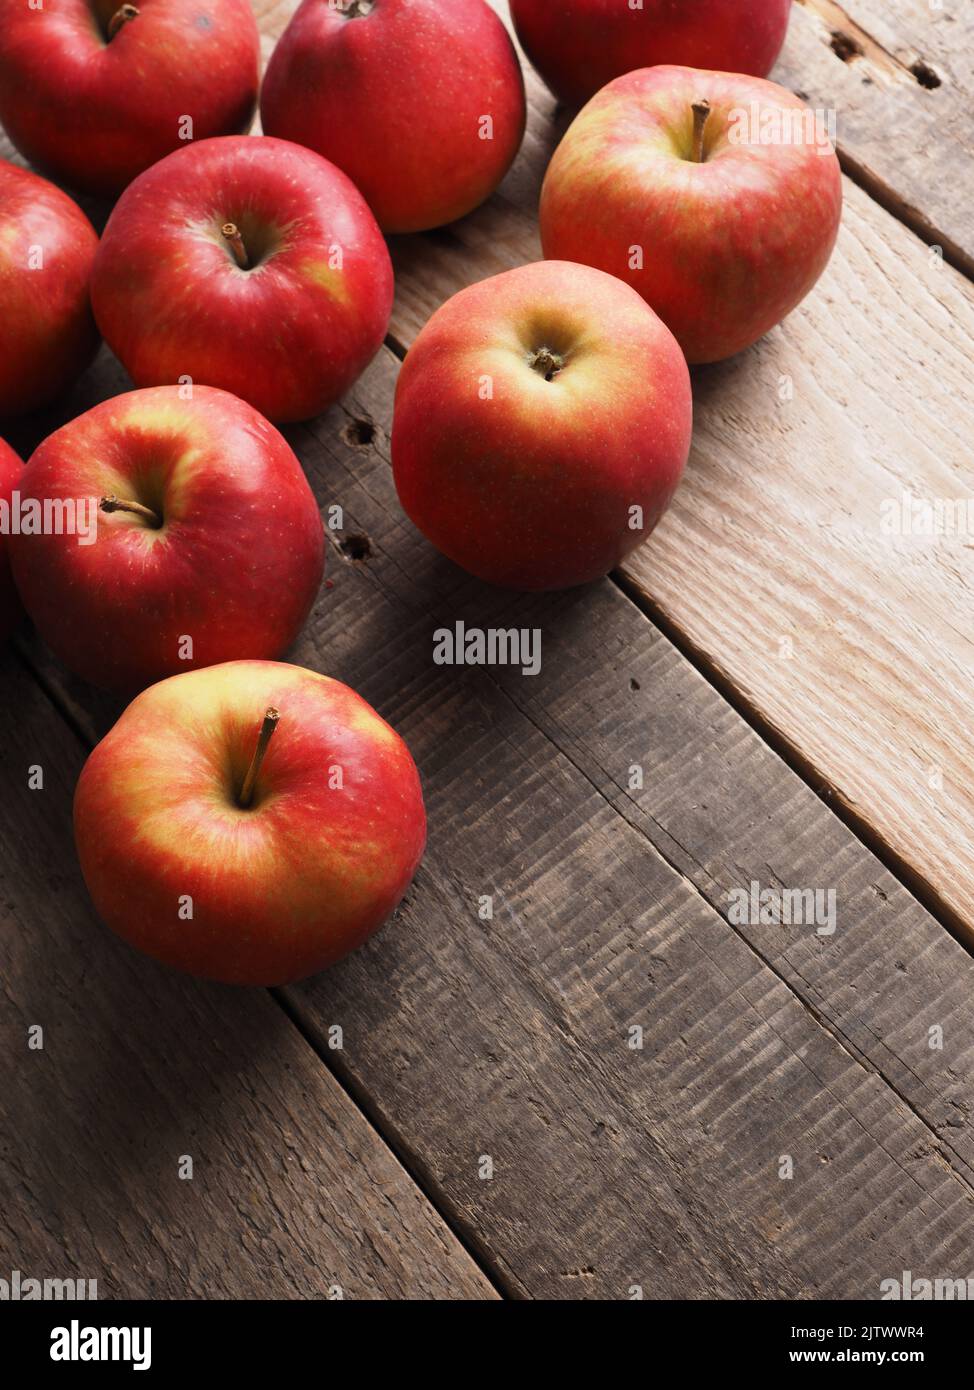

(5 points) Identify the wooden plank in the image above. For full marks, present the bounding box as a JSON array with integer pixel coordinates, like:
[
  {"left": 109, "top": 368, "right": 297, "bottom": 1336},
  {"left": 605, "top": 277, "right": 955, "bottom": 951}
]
[
  {"left": 778, "top": 0, "right": 974, "bottom": 273},
  {"left": 0, "top": 650, "right": 496, "bottom": 1300},
  {"left": 20, "top": 347, "right": 974, "bottom": 1296}
]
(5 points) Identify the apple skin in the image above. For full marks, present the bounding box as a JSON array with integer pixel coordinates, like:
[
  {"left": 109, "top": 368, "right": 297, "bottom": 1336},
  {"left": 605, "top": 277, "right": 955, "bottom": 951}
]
[
  {"left": 510, "top": 0, "right": 791, "bottom": 108},
  {"left": 0, "top": 160, "right": 99, "bottom": 418},
  {"left": 0, "top": 437, "right": 25, "bottom": 640},
  {"left": 0, "top": 0, "right": 260, "bottom": 196},
  {"left": 391, "top": 260, "right": 691, "bottom": 591},
  {"left": 540, "top": 67, "right": 843, "bottom": 364},
  {"left": 260, "top": 0, "right": 526, "bottom": 234},
  {"left": 74, "top": 660, "right": 427, "bottom": 986},
  {"left": 90, "top": 136, "right": 393, "bottom": 424},
  {"left": 9, "top": 386, "right": 325, "bottom": 691}
]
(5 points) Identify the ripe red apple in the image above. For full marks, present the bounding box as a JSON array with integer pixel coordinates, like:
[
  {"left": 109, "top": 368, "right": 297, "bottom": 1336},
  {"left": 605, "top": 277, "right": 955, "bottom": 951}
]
[
  {"left": 74, "top": 659, "right": 427, "bottom": 985},
  {"left": 260, "top": 0, "right": 526, "bottom": 234},
  {"left": 0, "top": 0, "right": 260, "bottom": 196},
  {"left": 510, "top": 0, "right": 791, "bottom": 108},
  {"left": 90, "top": 136, "right": 393, "bottom": 423},
  {"left": 0, "top": 160, "right": 99, "bottom": 418},
  {"left": 9, "top": 385, "right": 325, "bottom": 690},
  {"left": 0, "top": 437, "right": 25, "bottom": 640},
  {"left": 540, "top": 67, "right": 843, "bottom": 363},
  {"left": 392, "top": 260, "right": 691, "bottom": 590}
]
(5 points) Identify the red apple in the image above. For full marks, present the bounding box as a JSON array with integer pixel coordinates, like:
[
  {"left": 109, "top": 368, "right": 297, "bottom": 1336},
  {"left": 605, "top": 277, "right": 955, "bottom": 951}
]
[
  {"left": 0, "top": 0, "right": 260, "bottom": 196},
  {"left": 510, "top": 0, "right": 791, "bottom": 108},
  {"left": 74, "top": 659, "right": 427, "bottom": 985},
  {"left": 0, "top": 437, "right": 25, "bottom": 640},
  {"left": 391, "top": 260, "right": 691, "bottom": 590},
  {"left": 90, "top": 135, "right": 393, "bottom": 423},
  {"left": 9, "top": 385, "right": 324, "bottom": 690},
  {"left": 540, "top": 67, "right": 843, "bottom": 363},
  {"left": 0, "top": 160, "right": 99, "bottom": 418},
  {"left": 260, "top": 0, "right": 526, "bottom": 234}
]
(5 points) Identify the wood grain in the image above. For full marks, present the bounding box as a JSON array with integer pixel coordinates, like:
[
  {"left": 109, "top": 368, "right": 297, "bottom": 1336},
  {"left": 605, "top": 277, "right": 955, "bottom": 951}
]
[
  {"left": 780, "top": 0, "right": 974, "bottom": 273},
  {"left": 0, "top": 652, "right": 496, "bottom": 1300}
]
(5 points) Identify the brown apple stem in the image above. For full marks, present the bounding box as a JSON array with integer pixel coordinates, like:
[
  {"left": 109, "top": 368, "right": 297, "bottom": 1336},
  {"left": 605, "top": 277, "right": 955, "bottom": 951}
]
[
  {"left": 529, "top": 347, "right": 564, "bottom": 382},
  {"left": 691, "top": 99, "right": 711, "bottom": 163},
  {"left": 100, "top": 494, "right": 161, "bottom": 527},
  {"left": 221, "top": 222, "right": 250, "bottom": 270},
  {"left": 107, "top": 4, "right": 139, "bottom": 40},
  {"left": 239, "top": 708, "right": 280, "bottom": 809}
]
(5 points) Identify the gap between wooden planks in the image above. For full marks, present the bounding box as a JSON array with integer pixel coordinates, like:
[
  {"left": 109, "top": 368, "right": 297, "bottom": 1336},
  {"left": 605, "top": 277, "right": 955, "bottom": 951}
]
[{"left": 16, "top": 343, "right": 974, "bottom": 1296}]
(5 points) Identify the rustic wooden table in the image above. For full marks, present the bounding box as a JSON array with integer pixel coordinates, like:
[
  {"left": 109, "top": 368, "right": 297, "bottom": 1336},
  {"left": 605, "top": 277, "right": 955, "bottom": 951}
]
[{"left": 2, "top": 1, "right": 974, "bottom": 1300}]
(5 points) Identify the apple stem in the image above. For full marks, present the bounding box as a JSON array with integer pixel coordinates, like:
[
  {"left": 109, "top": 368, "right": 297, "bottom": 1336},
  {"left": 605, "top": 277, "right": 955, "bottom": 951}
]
[
  {"left": 221, "top": 222, "right": 250, "bottom": 270},
  {"left": 100, "top": 494, "right": 162, "bottom": 528},
  {"left": 529, "top": 347, "right": 564, "bottom": 382},
  {"left": 239, "top": 708, "right": 280, "bottom": 809},
  {"left": 691, "top": 100, "right": 711, "bottom": 163},
  {"left": 107, "top": 3, "right": 139, "bottom": 40}
]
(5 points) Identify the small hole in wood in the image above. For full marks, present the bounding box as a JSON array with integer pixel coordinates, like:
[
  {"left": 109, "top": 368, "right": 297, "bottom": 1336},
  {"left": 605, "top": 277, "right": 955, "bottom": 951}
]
[
  {"left": 343, "top": 417, "right": 376, "bottom": 448},
  {"left": 830, "top": 30, "right": 863, "bottom": 63},
  {"left": 339, "top": 532, "right": 373, "bottom": 562},
  {"left": 629, "top": 678, "right": 641, "bottom": 691},
  {"left": 910, "top": 59, "right": 941, "bottom": 89}
]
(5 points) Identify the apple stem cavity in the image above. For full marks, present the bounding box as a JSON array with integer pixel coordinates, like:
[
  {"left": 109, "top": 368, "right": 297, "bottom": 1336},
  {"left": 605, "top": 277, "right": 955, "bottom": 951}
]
[
  {"left": 221, "top": 222, "right": 250, "bottom": 270},
  {"left": 107, "top": 3, "right": 140, "bottom": 40},
  {"left": 239, "top": 707, "right": 280, "bottom": 809},
  {"left": 691, "top": 100, "right": 712, "bottom": 163},
  {"left": 100, "top": 494, "right": 162, "bottom": 528},
  {"left": 343, "top": 0, "right": 375, "bottom": 17},
  {"left": 529, "top": 347, "right": 564, "bottom": 382}
]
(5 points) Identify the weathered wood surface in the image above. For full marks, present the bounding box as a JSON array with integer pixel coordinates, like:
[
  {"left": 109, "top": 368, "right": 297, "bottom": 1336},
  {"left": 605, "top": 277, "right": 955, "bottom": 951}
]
[
  {"left": 780, "top": 1, "right": 974, "bottom": 273},
  {"left": 19, "top": 345, "right": 974, "bottom": 1297},
  {"left": 375, "top": 7, "right": 974, "bottom": 945},
  {"left": 0, "top": 652, "right": 497, "bottom": 1299}
]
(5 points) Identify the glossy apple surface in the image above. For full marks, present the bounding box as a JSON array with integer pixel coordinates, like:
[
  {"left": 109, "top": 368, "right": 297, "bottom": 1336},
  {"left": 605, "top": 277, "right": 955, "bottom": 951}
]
[
  {"left": 0, "top": 160, "right": 99, "bottom": 418},
  {"left": 0, "top": 0, "right": 260, "bottom": 195},
  {"left": 90, "top": 136, "right": 393, "bottom": 423},
  {"left": 392, "top": 260, "right": 691, "bottom": 590},
  {"left": 9, "top": 386, "right": 324, "bottom": 690},
  {"left": 510, "top": 0, "right": 791, "bottom": 108},
  {"left": 540, "top": 67, "right": 843, "bottom": 363},
  {"left": 260, "top": 0, "right": 526, "bottom": 233},
  {"left": 0, "top": 437, "right": 25, "bottom": 640},
  {"left": 74, "top": 660, "right": 427, "bottom": 985}
]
